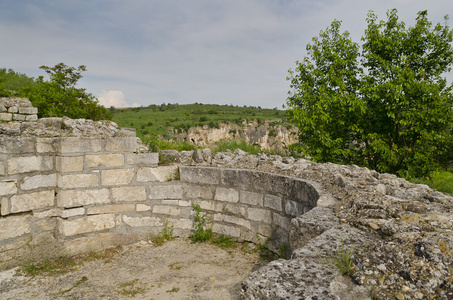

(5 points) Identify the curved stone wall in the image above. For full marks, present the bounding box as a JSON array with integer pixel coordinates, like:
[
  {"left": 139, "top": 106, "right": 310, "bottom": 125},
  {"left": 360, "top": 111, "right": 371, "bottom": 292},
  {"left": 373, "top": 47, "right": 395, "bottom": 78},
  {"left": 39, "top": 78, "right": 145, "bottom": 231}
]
[{"left": 0, "top": 135, "right": 319, "bottom": 268}]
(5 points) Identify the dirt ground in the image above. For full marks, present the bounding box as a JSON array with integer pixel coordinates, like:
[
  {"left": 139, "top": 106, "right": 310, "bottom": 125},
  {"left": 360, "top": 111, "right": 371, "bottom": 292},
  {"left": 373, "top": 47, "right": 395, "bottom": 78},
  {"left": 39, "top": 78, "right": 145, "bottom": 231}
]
[{"left": 0, "top": 239, "right": 266, "bottom": 300}]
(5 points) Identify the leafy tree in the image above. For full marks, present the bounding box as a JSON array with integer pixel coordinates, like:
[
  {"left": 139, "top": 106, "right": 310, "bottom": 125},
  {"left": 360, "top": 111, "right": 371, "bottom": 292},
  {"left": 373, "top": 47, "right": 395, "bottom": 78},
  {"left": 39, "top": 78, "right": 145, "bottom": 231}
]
[
  {"left": 20, "top": 63, "right": 112, "bottom": 121},
  {"left": 0, "top": 68, "right": 37, "bottom": 96},
  {"left": 287, "top": 9, "right": 453, "bottom": 177}
]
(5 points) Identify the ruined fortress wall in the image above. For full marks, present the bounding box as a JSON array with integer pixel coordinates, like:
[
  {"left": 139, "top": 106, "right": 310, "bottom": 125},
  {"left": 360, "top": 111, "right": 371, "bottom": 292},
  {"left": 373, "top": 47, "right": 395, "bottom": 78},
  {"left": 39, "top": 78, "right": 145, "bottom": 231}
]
[{"left": 0, "top": 135, "right": 319, "bottom": 268}]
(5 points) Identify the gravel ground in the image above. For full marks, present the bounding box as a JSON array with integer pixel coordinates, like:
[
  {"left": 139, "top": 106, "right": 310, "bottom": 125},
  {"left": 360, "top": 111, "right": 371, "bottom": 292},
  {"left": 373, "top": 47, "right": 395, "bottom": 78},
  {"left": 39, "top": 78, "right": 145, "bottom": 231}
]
[{"left": 0, "top": 239, "right": 265, "bottom": 300}]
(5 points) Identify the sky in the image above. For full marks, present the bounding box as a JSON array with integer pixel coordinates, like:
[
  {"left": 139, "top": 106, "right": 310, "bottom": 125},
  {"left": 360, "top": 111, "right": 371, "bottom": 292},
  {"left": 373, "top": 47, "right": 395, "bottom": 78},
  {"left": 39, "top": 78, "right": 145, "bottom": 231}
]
[{"left": 1, "top": 0, "right": 452, "bottom": 109}]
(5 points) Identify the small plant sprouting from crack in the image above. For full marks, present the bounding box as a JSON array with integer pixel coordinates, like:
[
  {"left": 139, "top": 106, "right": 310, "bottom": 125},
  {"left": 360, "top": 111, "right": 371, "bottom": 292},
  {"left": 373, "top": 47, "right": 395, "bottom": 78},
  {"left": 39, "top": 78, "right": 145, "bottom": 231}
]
[
  {"left": 190, "top": 203, "right": 212, "bottom": 243},
  {"left": 149, "top": 218, "right": 174, "bottom": 246},
  {"left": 322, "top": 239, "right": 356, "bottom": 276},
  {"left": 118, "top": 279, "right": 146, "bottom": 297}
]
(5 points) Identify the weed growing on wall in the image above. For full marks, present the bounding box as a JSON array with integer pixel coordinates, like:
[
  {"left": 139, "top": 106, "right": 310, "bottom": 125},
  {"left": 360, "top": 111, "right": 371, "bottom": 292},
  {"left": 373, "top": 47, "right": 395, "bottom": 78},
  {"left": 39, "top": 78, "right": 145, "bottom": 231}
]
[
  {"left": 322, "top": 240, "right": 356, "bottom": 276},
  {"left": 149, "top": 218, "right": 174, "bottom": 246},
  {"left": 190, "top": 203, "right": 212, "bottom": 243}
]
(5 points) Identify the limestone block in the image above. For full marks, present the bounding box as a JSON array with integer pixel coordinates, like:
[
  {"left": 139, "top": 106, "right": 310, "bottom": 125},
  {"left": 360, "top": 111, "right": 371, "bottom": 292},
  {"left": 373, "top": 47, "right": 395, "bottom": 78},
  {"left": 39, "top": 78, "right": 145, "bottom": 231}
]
[
  {"left": 179, "top": 166, "right": 221, "bottom": 185},
  {"left": 87, "top": 204, "right": 135, "bottom": 215},
  {"left": 221, "top": 168, "right": 255, "bottom": 187},
  {"left": 33, "top": 208, "right": 61, "bottom": 219},
  {"left": 199, "top": 200, "right": 223, "bottom": 212},
  {"left": 224, "top": 203, "right": 247, "bottom": 216},
  {"left": 240, "top": 190, "right": 263, "bottom": 206},
  {"left": 289, "top": 207, "right": 340, "bottom": 250},
  {"left": 264, "top": 194, "right": 283, "bottom": 211},
  {"left": 25, "top": 114, "right": 37, "bottom": 121},
  {"left": 56, "top": 156, "right": 84, "bottom": 173},
  {"left": 10, "top": 190, "right": 54, "bottom": 213},
  {"left": 0, "top": 104, "right": 5, "bottom": 112},
  {"left": 58, "top": 214, "right": 116, "bottom": 236},
  {"left": 8, "top": 107, "right": 18, "bottom": 113},
  {"left": 57, "top": 188, "right": 110, "bottom": 208},
  {"left": 112, "top": 186, "right": 146, "bottom": 202},
  {"left": 36, "top": 138, "right": 56, "bottom": 153},
  {"left": 247, "top": 207, "right": 272, "bottom": 223},
  {"left": 152, "top": 205, "right": 181, "bottom": 216},
  {"left": 136, "top": 204, "right": 151, "bottom": 211},
  {"left": 0, "top": 215, "right": 31, "bottom": 240},
  {"left": 273, "top": 213, "right": 291, "bottom": 231},
  {"left": 212, "top": 223, "right": 240, "bottom": 237},
  {"left": 13, "top": 114, "right": 26, "bottom": 121},
  {"left": 61, "top": 207, "right": 85, "bottom": 218},
  {"left": 0, "top": 179, "right": 17, "bottom": 196},
  {"left": 123, "top": 215, "right": 162, "bottom": 227},
  {"left": 58, "top": 173, "right": 99, "bottom": 189},
  {"left": 284, "top": 200, "right": 305, "bottom": 217},
  {"left": 1, "top": 197, "right": 9, "bottom": 215},
  {"left": 184, "top": 185, "right": 213, "bottom": 199},
  {"left": 7, "top": 156, "right": 53, "bottom": 174},
  {"left": 214, "top": 213, "right": 251, "bottom": 229},
  {"left": 57, "top": 138, "right": 102, "bottom": 154},
  {"left": 148, "top": 184, "right": 183, "bottom": 200},
  {"left": 21, "top": 174, "right": 57, "bottom": 190},
  {"left": 172, "top": 218, "right": 192, "bottom": 230},
  {"left": 101, "top": 168, "right": 134, "bottom": 185},
  {"left": 126, "top": 152, "right": 158, "bottom": 166},
  {"left": 137, "top": 166, "right": 178, "bottom": 182},
  {"left": 0, "top": 113, "right": 12, "bottom": 121},
  {"left": 36, "top": 218, "right": 56, "bottom": 231},
  {"left": 215, "top": 187, "right": 239, "bottom": 203},
  {"left": 86, "top": 153, "right": 125, "bottom": 168},
  {"left": 257, "top": 224, "right": 272, "bottom": 236},
  {"left": 104, "top": 137, "right": 136, "bottom": 152},
  {"left": 0, "top": 137, "right": 35, "bottom": 154},
  {"left": 19, "top": 106, "right": 38, "bottom": 114},
  {"left": 0, "top": 160, "right": 4, "bottom": 176}
]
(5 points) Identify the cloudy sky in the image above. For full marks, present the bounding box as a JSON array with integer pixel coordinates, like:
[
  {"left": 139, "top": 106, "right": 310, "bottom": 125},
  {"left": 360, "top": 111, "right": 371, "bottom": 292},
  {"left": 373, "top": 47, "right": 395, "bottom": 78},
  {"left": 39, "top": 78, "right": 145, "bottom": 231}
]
[{"left": 1, "top": 1, "right": 452, "bottom": 108}]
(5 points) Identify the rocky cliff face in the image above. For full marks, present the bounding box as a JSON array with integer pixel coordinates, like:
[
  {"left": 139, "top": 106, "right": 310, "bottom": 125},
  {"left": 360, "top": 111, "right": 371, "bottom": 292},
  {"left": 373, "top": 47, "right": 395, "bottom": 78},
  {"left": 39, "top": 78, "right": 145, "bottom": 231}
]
[{"left": 174, "top": 120, "right": 299, "bottom": 152}]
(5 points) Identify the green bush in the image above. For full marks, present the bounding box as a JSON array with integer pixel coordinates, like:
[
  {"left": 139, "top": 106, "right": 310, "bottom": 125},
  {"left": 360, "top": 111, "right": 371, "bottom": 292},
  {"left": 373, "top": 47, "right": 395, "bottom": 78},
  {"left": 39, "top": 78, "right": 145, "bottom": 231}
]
[{"left": 406, "top": 169, "right": 453, "bottom": 196}]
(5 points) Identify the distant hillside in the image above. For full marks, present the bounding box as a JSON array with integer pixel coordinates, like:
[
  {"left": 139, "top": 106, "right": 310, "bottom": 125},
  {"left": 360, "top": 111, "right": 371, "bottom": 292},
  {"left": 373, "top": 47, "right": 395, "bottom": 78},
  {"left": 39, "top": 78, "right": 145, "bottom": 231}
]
[{"left": 111, "top": 103, "right": 291, "bottom": 139}]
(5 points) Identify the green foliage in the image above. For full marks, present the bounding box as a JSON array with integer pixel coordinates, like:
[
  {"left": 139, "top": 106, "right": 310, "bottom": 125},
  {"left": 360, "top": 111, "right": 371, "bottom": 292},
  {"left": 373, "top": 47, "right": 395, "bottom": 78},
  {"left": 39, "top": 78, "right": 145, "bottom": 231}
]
[
  {"left": 406, "top": 169, "right": 453, "bottom": 196},
  {"left": 211, "top": 235, "right": 235, "bottom": 249},
  {"left": 144, "top": 134, "right": 198, "bottom": 152},
  {"left": 149, "top": 218, "right": 174, "bottom": 246},
  {"left": 287, "top": 9, "right": 453, "bottom": 177},
  {"left": 322, "top": 240, "right": 356, "bottom": 276},
  {"left": 190, "top": 203, "right": 213, "bottom": 243},
  {"left": 210, "top": 139, "right": 288, "bottom": 157},
  {"left": 0, "top": 68, "right": 37, "bottom": 96}
]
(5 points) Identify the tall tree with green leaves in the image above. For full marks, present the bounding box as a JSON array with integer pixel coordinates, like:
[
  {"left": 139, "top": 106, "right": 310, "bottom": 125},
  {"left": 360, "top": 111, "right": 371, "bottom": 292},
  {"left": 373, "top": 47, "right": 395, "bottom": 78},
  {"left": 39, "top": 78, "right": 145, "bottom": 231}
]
[
  {"left": 287, "top": 9, "right": 453, "bottom": 177},
  {"left": 21, "top": 63, "right": 112, "bottom": 121}
]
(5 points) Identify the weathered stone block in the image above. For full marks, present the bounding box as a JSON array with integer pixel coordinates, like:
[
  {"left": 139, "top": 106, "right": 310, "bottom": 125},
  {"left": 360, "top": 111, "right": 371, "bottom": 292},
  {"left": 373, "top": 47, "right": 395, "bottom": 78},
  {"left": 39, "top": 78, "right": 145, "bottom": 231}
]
[
  {"left": 247, "top": 207, "right": 272, "bottom": 223},
  {"left": 57, "top": 138, "right": 102, "bottom": 154},
  {"left": 273, "top": 213, "right": 291, "bottom": 231},
  {"left": 148, "top": 184, "right": 183, "bottom": 200},
  {"left": 10, "top": 190, "right": 54, "bottom": 213},
  {"left": 199, "top": 200, "right": 223, "bottom": 212},
  {"left": 0, "top": 137, "right": 35, "bottom": 154},
  {"left": 112, "top": 186, "right": 147, "bottom": 202},
  {"left": 104, "top": 137, "right": 136, "bottom": 152},
  {"left": 58, "top": 214, "right": 116, "bottom": 236},
  {"left": 25, "top": 114, "right": 38, "bottom": 121},
  {"left": 0, "top": 160, "right": 4, "bottom": 176},
  {"left": 57, "top": 188, "right": 110, "bottom": 208},
  {"left": 137, "top": 166, "right": 178, "bottom": 182},
  {"left": 1, "top": 197, "right": 9, "bottom": 215},
  {"left": 172, "top": 218, "right": 192, "bottom": 230},
  {"left": 19, "top": 106, "right": 38, "bottom": 114},
  {"left": 221, "top": 169, "right": 255, "bottom": 187},
  {"left": 179, "top": 166, "right": 221, "bottom": 185},
  {"left": 215, "top": 187, "right": 239, "bottom": 203},
  {"left": 136, "top": 204, "right": 151, "bottom": 211},
  {"left": 0, "top": 179, "right": 17, "bottom": 196},
  {"left": 152, "top": 205, "right": 181, "bottom": 216},
  {"left": 101, "top": 168, "right": 134, "bottom": 185},
  {"left": 284, "top": 199, "right": 305, "bottom": 217},
  {"left": 0, "top": 215, "right": 31, "bottom": 240},
  {"left": 0, "top": 113, "right": 12, "bottom": 121},
  {"left": 61, "top": 207, "right": 85, "bottom": 218},
  {"left": 87, "top": 204, "right": 135, "bottom": 215},
  {"left": 213, "top": 223, "right": 240, "bottom": 237},
  {"left": 7, "top": 156, "right": 53, "bottom": 174},
  {"left": 86, "top": 153, "right": 124, "bottom": 168},
  {"left": 184, "top": 185, "right": 213, "bottom": 199},
  {"left": 264, "top": 194, "right": 283, "bottom": 211},
  {"left": 21, "top": 174, "right": 57, "bottom": 190},
  {"left": 126, "top": 153, "right": 158, "bottom": 166},
  {"left": 224, "top": 203, "right": 247, "bottom": 216},
  {"left": 240, "top": 190, "right": 263, "bottom": 206},
  {"left": 58, "top": 174, "right": 99, "bottom": 189},
  {"left": 13, "top": 114, "right": 25, "bottom": 121},
  {"left": 36, "top": 138, "right": 56, "bottom": 153},
  {"left": 214, "top": 214, "right": 251, "bottom": 229},
  {"left": 123, "top": 215, "right": 162, "bottom": 227},
  {"left": 56, "top": 156, "right": 84, "bottom": 173}
]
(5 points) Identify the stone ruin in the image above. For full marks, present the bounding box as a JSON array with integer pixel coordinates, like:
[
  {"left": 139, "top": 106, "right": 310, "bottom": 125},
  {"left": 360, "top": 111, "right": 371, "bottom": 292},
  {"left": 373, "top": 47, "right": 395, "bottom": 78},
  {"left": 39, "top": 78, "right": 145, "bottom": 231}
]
[{"left": 0, "top": 97, "right": 452, "bottom": 299}]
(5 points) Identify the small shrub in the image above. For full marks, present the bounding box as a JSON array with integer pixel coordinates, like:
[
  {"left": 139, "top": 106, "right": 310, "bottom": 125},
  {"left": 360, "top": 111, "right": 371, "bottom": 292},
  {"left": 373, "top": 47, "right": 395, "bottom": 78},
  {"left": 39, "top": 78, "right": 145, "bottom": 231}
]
[
  {"left": 190, "top": 203, "right": 212, "bottom": 243},
  {"left": 199, "top": 116, "right": 208, "bottom": 122},
  {"left": 149, "top": 218, "right": 174, "bottom": 246},
  {"left": 322, "top": 240, "right": 355, "bottom": 276}
]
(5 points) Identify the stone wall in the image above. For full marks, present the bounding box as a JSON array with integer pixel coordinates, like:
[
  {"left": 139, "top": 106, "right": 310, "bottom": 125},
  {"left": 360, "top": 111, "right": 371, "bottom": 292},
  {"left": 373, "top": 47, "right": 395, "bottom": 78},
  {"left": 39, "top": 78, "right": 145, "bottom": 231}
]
[
  {"left": 0, "top": 134, "right": 319, "bottom": 268},
  {"left": 0, "top": 97, "right": 38, "bottom": 122}
]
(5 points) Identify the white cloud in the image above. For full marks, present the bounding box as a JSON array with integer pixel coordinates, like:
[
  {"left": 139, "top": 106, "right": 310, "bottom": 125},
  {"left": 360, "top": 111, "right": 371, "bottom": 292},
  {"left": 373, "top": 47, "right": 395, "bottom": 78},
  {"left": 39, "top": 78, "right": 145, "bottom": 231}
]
[{"left": 97, "top": 90, "right": 129, "bottom": 108}]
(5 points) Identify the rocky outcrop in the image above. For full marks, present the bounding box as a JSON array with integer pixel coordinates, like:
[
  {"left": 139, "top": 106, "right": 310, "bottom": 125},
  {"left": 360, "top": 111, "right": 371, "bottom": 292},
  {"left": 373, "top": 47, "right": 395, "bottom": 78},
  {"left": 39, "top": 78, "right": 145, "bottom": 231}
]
[{"left": 173, "top": 120, "right": 298, "bottom": 153}]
